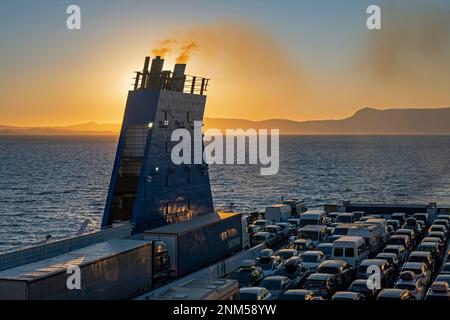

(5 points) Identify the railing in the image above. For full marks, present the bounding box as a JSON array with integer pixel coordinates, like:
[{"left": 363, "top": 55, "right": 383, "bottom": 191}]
[
  {"left": 184, "top": 75, "right": 210, "bottom": 95},
  {"left": 0, "top": 223, "right": 133, "bottom": 271}
]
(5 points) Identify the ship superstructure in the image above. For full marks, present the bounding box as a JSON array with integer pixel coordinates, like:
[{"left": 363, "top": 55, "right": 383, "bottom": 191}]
[{"left": 102, "top": 56, "right": 214, "bottom": 232}]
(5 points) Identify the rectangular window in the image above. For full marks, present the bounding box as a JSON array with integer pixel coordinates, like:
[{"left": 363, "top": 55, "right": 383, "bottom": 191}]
[
  {"left": 334, "top": 247, "right": 343, "bottom": 257},
  {"left": 345, "top": 248, "right": 355, "bottom": 257}
]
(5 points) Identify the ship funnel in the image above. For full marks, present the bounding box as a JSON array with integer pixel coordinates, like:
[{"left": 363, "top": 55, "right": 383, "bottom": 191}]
[
  {"left": 172, "top": 64, "right": 186, "bottom": 92},
  {"left": 140, "top": 56, "right": 150, "bottom": 89},
  {"left": 147, "top": 56, "right": 165, "bottom": 89}
]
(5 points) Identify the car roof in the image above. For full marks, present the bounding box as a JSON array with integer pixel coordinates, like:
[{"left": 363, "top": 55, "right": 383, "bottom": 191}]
[
  {"left": 351, "top": 279, "right": 369, "bottom": 285},
  {"left": 403, "top": 262, "right": 425, "bottom": 269},
  {"left": 293, "top": 238, "right": 310, "bottom": 243},
  {"left": 320, "top": 260, "right": 345, "bottom": 267},
  {"left": 300, "top": 225, "right": 327, "bottom": 231},
  {"left": 282, "top": 289, "right": 312, "bottom": 296},
  {"left": 307, "top": 273, "right": 333, "bottom": 280},
  {"left": 361, "top": 259, "right": 387, "bottom": 266},
  {"left": 277, "top": 249, "right": 297, "bottom": 253},
  {"left": 379, "top": 289, "right": 406, "bottom": 297},
  {"left": 317, "top": 243, "right": 333, "bottom": 247},
  {"left": 262, "top": 275, "right": 289, "bottom": 282},
  {"left": 254, "top": 231, "right": 270, "bottom": 236},
  {"left": 410, "top": 251, "right": 431, "bottom": 257},
  {"left": 385, "top": 245, "right": 404, "bottom": 250},
  {"left": 376, "top": 252, "right": 397, "bottom": 258},
  {"left": 390, "top": 234, "right": 409, "bottom": 239},
  {"left": 302, "top": 251, "right": 322, "bottom": 256},
  {"left": 240, "top": 287, "right": 266, "bottom": 294},
  {"left": 240, "top": 259, "right": 257, "bottom": 268},
  {"left": 332, "top": 291, "right": 359, "bottom": 299}
]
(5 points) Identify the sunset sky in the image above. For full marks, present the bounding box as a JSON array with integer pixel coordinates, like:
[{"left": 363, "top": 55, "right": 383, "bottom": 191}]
[{"left": 1, "top": 0, "right": 450, "bottom": 126}]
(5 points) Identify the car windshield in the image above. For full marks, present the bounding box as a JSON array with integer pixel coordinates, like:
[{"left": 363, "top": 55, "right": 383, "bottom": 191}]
[
  {"left": 305, "top": 279, "right": 327, "bottom": 288},
  {"left": 435, "top": 276, "right": 450, "bottom": 287},
  {"left": 293, "top": 242, "right": 307, "bottom": 250},
  {"left": 253, "top": 235, "right": 266, "bottom": 242},
  {"left": 403, "top": 267, "right": 421, "bottom": 275},
  {"left": 278, "top": 251, "right": 295, "bottom": 259},
  {"left": 302, "top": 255, "right": 318, "bottom": 263},
  {"left": 384, "top": 248, "right": 399, "bottom": 255},
  {"left": 319, "top": 246, "right": 332, "bottom": 255},
  {"left": 338, "top": 216, "right": 352, "bottom": 223},
  {"left": 260, "top": 279, "right": 283, "bottom": 290},
  {"left": 318, "top": 266, "right": 339, "bottom": 274},
  {"left": 443, "top": 265, "right": 450, "bottom": 272},
  {"left": 389, "top": 239, "right": 405, "bottom": 246},
  {"left": 299, "top": 231, "right": 319, "bottom": 240},
  {"left": 396, "top": 283, "right": 416, "bottom": 291},
  {"left": 350, "top": 284, "right": 369, "bottom": 294},
  {"left": 232, "top": 270, "right": 252, "bottom": 284},
  {"left": 280, "top": 293, "right": 308, "bottom": 300},
  {"left": 255, "top": 221, "right": 266, "bottom": 226},
  {"left": 240, "top": 293, "right": 257, "bottom": 300},
  {"left": 334, "top": 228, "right": 348, "bottom": 235},
  {"left": 409, "top": 256, "right": 426, "bottom": 263}
]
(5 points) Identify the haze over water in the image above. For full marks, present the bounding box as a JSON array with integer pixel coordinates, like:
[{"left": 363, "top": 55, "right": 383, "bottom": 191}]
[{"left": 0, "top": 135, "right": 449, "bottom": 252}]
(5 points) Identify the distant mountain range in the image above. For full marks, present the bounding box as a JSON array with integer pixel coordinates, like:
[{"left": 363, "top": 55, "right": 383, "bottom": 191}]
[{"left": 1, "top": 107, "right": 449, "bottom": 135}]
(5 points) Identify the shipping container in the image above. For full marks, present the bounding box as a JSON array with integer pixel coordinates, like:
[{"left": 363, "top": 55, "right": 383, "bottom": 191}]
[
  {"left": 143, "top": 212, "right": 242, "bottom": 277},
  {"left": 0, "top": 239, "right": 153, "bottom": 300}
]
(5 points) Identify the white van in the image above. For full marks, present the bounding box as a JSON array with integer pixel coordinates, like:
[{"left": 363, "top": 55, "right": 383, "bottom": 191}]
[
  {"left": 298, "top": 225, "right": 329, "bottom": 246},
  {"left": 347, "top": 224, "right": 381, "bottom": 255},
  {"left": 264, "top": 204, "right": 291, "bottom": 223},
  {"left": 332, "top": 236, "right": 368, "bottom": 267},
  {"left": 299, "top": 210, "right": 327, "bottom": 227},
  {"left": 357, "top": 218, "right": 389, "bottom": 245}
]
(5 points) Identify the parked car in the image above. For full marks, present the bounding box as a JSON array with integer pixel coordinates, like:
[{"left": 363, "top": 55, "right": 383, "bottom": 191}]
[
  {"left": 256, "top": 249, "right": 282, "bottom": 277},
  {"left": 259, "top": 276, "right": 291, "bottom": 300},
  {"left": 317, "top": 260, "right": 354, "bottom": 289},
  {"left": 421, "top": 237, "right": 445, "bottom": 253},
  {"left": 417, "top": 241, "right": 441, "bottom": 262},
  {"left": 376, "top": 253, "right": 401, "bottom": 274},
  {"left": 429, "top": 224, "right": 448, "bottom": 237},
  {"left": 326, "top": 212, "right": 341, "bottom": 224},
  {"left": 440, "top": 262, "right": 450, "bottom": 275},
  {"left": 351, "top": 211, "right": 366, "bottom": 221},
  {"left": 301, "top": 251, "right": 326, "bottom": 272},
  {"left": 288, "top": 238, "right": 314, "bottom": 253},
  {"left": 279, "top": 289, "right": 314, "bottom": 301},
  {"left": 427, "top": 231, "right": 446, "bottom": 243},
  {"left": 348, "top": 279, "right": 380, "bottom": 300},
  {"left": 386, "top": 219, "right": 402, "bottom": 232},
  {"left": 383, "top": 245, "right": 409, "bottom": 264},
  {"left": 357, "top": 259, "right": 395, "bottom": 287},
  {"left": 395, "top": 229, "right": 417, "bottom": 246},
  {"left": 303, "top": 273, "right": 338, "bottom": 299},
  {"left": 391, "top": 213, "right": 407, "bottom": 225},
  {"left": 231, "top": 260, "right": 264, "bottom": 287},
  {"left": 253, "top": 220, "right": 270, "bottom": 228},
  {"left": 275, "top": 249, "right": 298, "bottom": 262},
  {"left": 329, "top": 224, "right": 353, "bottom": 242},
  {"left": 336, "top": 213, "right": 357, "bottom": 224},
  {"left": 377, "top": 288, "right": 413, "bottom": 300},
  {"left": 262, "top": 225, "right": 284, "bottom": 242},
  {"left": 316, "top": 243, "right": 333, "bottom": 259},
  {"left": 400, "top": 262, "right": 431, "bottom": 286},
  {"left": 387, "top": 235, "right": 412, "bottom": 251},
  {"left": 275, "top": 222, "right": 296, "bottom": 238},
  {"left": 407, "top": 251, "right": 435, "bottom": 273},
  {"left": 273, "top": 256, "right": 311, "bottom": 288},
  {"left": 413, "top": 213, "right": 430, "bottom": 227},
  {"left": 435, "top": 274, "right": 450, "bottom": 288},
  {"left": 433, "top": 219, "right": 450, "bottom": 230},
  {"left": 394, "top": 271, "right": 426, "bottom": 300},
  {"left": 331, "top": 291, "right": 365, "bottom": 300},
  {"left": 425, "top": 281, "right": 450, "bottom": 300},
  {"left": 239, "top": 287, "right": 272, "bottom": 300},
  {"left": 251, "top": 232, "right": 277, "bottom": 248}
]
